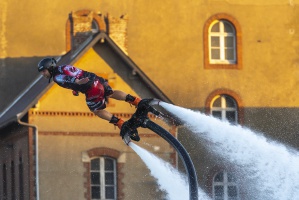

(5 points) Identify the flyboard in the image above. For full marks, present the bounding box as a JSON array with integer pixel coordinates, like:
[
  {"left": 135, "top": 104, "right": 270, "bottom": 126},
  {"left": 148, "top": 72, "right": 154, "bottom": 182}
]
[
  {"left": 120, "top": 98, "right": 163, "bottom": 145},
  {"left": 120, "top": 98, "right": 199, "bottom": 200}
]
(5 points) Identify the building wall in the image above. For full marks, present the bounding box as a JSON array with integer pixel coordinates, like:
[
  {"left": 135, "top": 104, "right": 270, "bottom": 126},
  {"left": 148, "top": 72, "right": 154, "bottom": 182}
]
[
  {"left": 36, "top": 133, "right": 173, "bottom": 200},
  {"left": 0, "top": 125, "right": 31, "bottom": 200},
  {"left": 2, "top": 0, "right": 299, "bottom": 108},
  {"left": 98, "top": 1, "right": 299, "bottom": 108},
  {"left": 1, "top": 0, "right": 298, "bottom": 107},
  {"left": 1, "top": 0, "right": 299, "bottom": 199}
]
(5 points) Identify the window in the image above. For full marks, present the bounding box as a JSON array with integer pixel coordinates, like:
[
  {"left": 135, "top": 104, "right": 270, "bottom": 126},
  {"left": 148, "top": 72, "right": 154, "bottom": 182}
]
[
  {"left": 203, "top": 14, "right": 242, "bottom": 69},
  {"left": 213, "top": 171, "right": 239, "bottom": 200},
  {"left": 211, "top": 95, "right": 238, "bottom": 124},
  {"left": 3, "top": 164, "right": 7, "bottom": 200},
  {"left": 11, "top": 161, "right": 15, "bottom": 200},
  {"left": 90, "top": 157, "right": 117, "bottom": 200},
  {"left": 19, "top": 156, "right": 24, "bottom": 200},
  {"left": 209, "top": 20, "right": 236, "bottom": 64}
]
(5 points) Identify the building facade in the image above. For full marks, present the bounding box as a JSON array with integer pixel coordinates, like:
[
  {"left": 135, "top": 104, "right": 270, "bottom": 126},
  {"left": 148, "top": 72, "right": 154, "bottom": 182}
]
[{"left": 1, "top": 0, "right": 299, "bottom": 199}]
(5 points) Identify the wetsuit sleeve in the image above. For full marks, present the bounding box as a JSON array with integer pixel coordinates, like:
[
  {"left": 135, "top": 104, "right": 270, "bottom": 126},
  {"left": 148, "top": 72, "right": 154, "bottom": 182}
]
[
  {"left": 53, "top": 65, "right": 92, "bottom": 92},
  {"left": 54, "top": 74, "right": 78, "bottom": 88}
]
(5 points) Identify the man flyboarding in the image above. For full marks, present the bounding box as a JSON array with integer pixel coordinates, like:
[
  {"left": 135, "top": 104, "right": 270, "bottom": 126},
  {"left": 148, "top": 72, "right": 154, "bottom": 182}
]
[{"left": 38, "top": 57, "right": 141, "bottom": 141}]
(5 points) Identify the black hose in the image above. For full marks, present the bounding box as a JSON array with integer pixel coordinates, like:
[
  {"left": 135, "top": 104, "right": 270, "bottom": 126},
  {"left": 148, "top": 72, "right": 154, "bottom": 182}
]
[{"left": 145, "top": 120, "right": 198, "bottom": 200}]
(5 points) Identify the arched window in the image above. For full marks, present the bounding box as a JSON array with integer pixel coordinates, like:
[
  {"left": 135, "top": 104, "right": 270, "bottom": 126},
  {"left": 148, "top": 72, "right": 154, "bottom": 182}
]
[
  {"left": 204, "top": 14, "right": 242, "bottom": 69},
  {"left": 83, "top": 147, "right": 123, "bottom": 199},
  {"left": 211, "top": 95, "right": 238, "bottom": 124},
  {"left": 90, "top": 157, "right": 117, "bottom": 200},
  {"left": 209, "top": 20, "right": 236, "bottom": 64},
  {"left": 213, "top": 171, "right": 239, "bottom": 200}
]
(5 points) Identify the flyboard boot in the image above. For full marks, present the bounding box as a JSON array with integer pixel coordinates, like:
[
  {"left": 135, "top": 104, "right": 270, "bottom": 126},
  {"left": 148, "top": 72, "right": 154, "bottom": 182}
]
[
  {"left": 109, "top": 115, "right": 124, "bottom": 130},
  {"left": 120, "top": 121, "right": 140, "bottom": 144},
  {"left": 109, "top": 94, "right": 142, "bottom": 144},
  {"left": 122, "top": 94, "right": 141, "bottom": 142},
  {"left": 109, "top": 115, "right": 133, "bottom": 144},
  {"left": 125, "top": 94, "right": 141, "bottom": 107},
  {"left": 115, "top": 97, "right": 164, "bottom": 145}
]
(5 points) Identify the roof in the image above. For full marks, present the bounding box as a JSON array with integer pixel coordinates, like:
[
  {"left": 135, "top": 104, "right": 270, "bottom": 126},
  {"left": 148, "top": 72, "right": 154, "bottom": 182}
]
[{"left": 0, "top": 32, "right": 174, "bottom": 129}]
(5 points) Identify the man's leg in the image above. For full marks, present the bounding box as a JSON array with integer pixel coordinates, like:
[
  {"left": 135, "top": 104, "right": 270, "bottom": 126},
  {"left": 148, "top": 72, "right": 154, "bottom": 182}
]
[
  {"left": 93, "top": 109, "right": 113, "bottom": 121},
  {"left": 93, "top": 109, "right": 124, "bottom": 129},
  {"left": 109, "top": 90, "right": 141, "bottom": 106},
  {"left": 93, "top": 109, "right": 139, "bottom": 141},
  {"left": 91, "top": 90, "right": 141, "bottom": 131},
  {"left": 108, "top": 90, "right": 127, "bottom": 100}
]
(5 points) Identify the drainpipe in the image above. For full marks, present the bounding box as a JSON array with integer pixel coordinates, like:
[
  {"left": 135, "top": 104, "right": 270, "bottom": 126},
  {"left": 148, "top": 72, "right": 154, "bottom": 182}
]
[{"left": 17, "top": 115, "right": 39, "bottom": 200}]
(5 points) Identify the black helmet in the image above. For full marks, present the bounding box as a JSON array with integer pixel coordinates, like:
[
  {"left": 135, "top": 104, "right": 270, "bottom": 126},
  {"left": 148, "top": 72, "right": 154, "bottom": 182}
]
[{"left": 37, "top": 58, "right": 57, "bottom": 72}]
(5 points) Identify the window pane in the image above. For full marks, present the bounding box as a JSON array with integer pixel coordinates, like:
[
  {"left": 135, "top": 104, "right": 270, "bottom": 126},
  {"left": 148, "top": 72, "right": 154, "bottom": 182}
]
[
  {"left": 91, "top": 186, "right": 101, "bottom": 199},
  {"left": 214, "top": 172, "right": 223, "bottom": 182},
  {"left": 91, "top": 172, "right": 100, "bottom": 184},
  {"left": 105, "top": 158, "right": 114, "bottom": 170},
  {"left": 228, "top": 173, "right": 237, "bottom": 182},
  {"left": 91, "top": 158, "right": 100, "bottom": 170},
  {"left": 214, "top": 185, "right": 224, "bottom": 197},
  {"left": 212, "top": 111, "right": 222, "bottom": 119},
  {"left": 105, "top": 186, "right": 115, "bottom": 199},
  {"left": 223, "top": 22, "right": 234, "bottom": 33},
  {"left": 226, "top": 111, "right": 236, "bottom": 123},
  {"left": 225, "top": 97, "right": 235, "bottom": 107},
  {"left": 211, "top": 36, "right": 220, "bottom": 47},
  {"left": 105, "top": 172, "right": 114, "bottom": 185},
  {"left": 225, "top": 36, "right": 234, "bottom": 48},
  {"left": 225, "top": 48, "right": 235, "bottom": 60},
  {"left": 212, "top": 97, "right": 221, "bottom": 107},
  {"left": 211, "top": 22, "right": 220, "bottom": 32},
  {"left": 211, "top": 49, "right": 220, "bottom": 59},
  {"left": 228, "top": 186, "right": 238, "bottom": 197}
]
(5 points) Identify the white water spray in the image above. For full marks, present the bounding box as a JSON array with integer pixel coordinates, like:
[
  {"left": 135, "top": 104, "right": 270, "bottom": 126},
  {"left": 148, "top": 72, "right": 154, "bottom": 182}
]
[
  {"left": 159, "top": 102, "right": 299, "bottom": 200},
  {"left": 129, "top": 142, "right": 211, "bottom": 200}
]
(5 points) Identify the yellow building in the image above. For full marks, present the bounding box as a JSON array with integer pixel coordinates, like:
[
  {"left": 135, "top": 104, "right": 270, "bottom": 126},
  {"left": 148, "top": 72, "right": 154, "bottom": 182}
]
[{"left": 1, "top": 0, "right": 299, "bottom": 199}]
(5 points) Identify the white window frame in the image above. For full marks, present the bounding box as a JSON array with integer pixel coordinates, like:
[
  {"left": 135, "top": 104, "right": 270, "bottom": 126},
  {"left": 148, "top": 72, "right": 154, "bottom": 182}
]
[
  {"left": 209, "top": 20, "right": 236, "bottom": 64},
  {"left": 213, "top": 171, "right": 239, "bottom": 200},
  {"left": 210, "top": 95, "right": 238, "bottom": 124},
  {"left": 90, "top": 157, "right": 117, "bottom": 200}
]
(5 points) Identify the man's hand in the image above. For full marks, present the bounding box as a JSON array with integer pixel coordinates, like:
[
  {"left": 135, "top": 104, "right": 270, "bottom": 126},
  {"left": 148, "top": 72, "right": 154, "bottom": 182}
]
[
  {"left": 72, "top": 90, "right": 79, "bottom": 96},
  {"left": 75, "top": 77, "right": 89, "bottom": 85}
]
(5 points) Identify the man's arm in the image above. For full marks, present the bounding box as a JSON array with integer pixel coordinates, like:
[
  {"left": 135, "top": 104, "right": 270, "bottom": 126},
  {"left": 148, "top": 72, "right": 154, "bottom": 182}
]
[
  {"left": 72, "top": 77, "right": 89, "bottom": 96},
  {"left": 75, "top": 77, "right": 89, "bottom": 85},
  {"left": 55, "top": 75, "right": 89, "bottom": 85}
]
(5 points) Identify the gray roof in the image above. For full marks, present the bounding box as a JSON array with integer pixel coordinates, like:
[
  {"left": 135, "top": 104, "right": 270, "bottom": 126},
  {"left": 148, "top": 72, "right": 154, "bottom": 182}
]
[{"left": 0, "top": 32, "right": 173, "bottom": 129}]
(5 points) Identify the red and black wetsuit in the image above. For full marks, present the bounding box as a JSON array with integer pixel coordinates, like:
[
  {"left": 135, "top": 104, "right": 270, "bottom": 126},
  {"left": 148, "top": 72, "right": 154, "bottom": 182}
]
[{"left": 52, "top": 65, "right": 113, "bottom": 111}]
